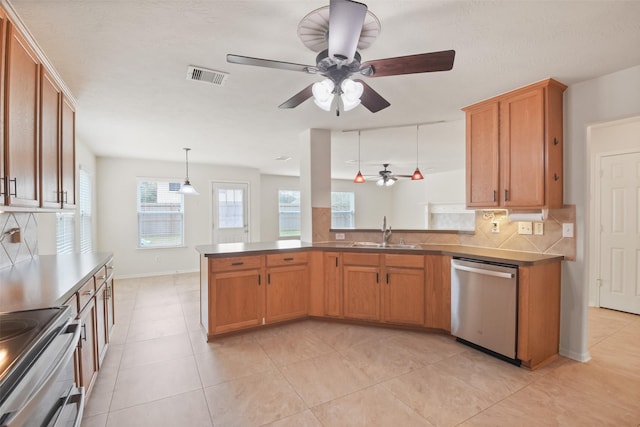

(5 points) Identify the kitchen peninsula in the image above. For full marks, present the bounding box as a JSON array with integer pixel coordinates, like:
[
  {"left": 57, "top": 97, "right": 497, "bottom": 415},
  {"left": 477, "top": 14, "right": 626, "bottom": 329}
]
[{"left": 197, "top": 242, "right": 562, "bottom": 369}]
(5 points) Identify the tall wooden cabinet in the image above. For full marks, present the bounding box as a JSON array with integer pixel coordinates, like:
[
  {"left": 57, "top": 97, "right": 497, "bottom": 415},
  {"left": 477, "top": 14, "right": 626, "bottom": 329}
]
[{"left": 463, "top": 78, "right": 567, "bottom": 209}]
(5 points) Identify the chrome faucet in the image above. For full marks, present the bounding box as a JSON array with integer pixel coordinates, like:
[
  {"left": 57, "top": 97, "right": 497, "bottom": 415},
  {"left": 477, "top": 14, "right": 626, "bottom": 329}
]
[{"left": 381, "top": 216, "right": 392, "bottom": 246}]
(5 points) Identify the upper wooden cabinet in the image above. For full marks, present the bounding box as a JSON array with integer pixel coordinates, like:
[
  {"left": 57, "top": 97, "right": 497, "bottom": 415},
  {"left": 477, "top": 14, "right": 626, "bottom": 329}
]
[
  {"left": 1, "top": 5, "right": 76, "bottom": 210},
  {"left": 463, "top": 79, "right": 567, "bottom": 209},
  {"left": 5, "top": 21, "right": 40, "bottom": 208}
]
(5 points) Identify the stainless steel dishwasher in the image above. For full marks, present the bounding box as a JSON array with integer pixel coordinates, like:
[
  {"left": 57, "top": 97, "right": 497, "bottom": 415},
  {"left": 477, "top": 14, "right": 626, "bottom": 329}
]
[{"left": 451, "top": 258, "right": 519, "bottom": 364}]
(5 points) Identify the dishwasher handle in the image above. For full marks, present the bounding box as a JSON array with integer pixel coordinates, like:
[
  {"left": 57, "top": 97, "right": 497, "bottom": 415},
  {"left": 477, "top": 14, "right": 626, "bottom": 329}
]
[{"left": 452, "top": 263, "right": 515, "bottom": 279}]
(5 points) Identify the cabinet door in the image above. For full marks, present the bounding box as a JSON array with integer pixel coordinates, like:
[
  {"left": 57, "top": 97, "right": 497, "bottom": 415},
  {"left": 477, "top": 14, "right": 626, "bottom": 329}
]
[
  {"left": 343, "top": 265, "right": 380, "bottom": 321},
  {"left": 0, "top": 9, "right": 7, "bottom": 205},
  {"left": 266, "top": 264, "right": 308, "bottom": 323},
  {"left": 105, "top": 263, "right": 115, "bottom": 338},
  {"left": 425, "top": 255, "right": 452, "bottom": 331},
  {"left": 324, "top": 252, "right": 342, "bottom": 317},
  {"left": 500, "top": 88, "right": 545, "bottom": 208},
  {"left": 78, "top": 298, "right": 98, "bottom": 395},
  {"left": 61, "top": 97, "right": 76, "bottom": 208},
  {"left": 95, "top": 283, "right": 108, "bottom": 366},
  {"left": 211, "top": 269, "right": 263, "bottom": 334},
  {"left": 465, "top": 102, "right": 500, "bottom": 207},
  {"left": 384, "top": 267, "right": 425, "bottom": 325},
  {"left": 40, "top": 67, "right": 61, "bottom": 208},
  {"left": 6, "top": 23, "right": 40, "bottom": 208}
]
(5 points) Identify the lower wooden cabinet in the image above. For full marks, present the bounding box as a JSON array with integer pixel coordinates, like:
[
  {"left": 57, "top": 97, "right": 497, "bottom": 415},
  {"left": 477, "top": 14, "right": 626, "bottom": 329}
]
[
  {"left": 425, "top": 254, "right": 452, "bottom": 331},
  {"left": 323, "top": 252, "right": 342, "bottom": 318},
  {"left": 211, "top": 268, "right": 263, "bottom": 335},
  {"left": 95, "top": 282, "right": 108, "bottom": 364},
  {"left": 343, "top": 264, "right": 381, "bottom": 321},
  {"left": 205, "top": 253, "right": 309, "bottom": 337},
  {"left": 78, "top": 297, "right": 98, "bottom": 394}
]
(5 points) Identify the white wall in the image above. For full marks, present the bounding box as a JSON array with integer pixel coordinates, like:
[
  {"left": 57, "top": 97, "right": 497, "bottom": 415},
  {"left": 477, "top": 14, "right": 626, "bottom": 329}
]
[
  {"left": 260, "top": 174, "right": 299, "bottom": 241},
  {"left": 563, "top": 64, "right": 640, "bottom": 362},
  {"left": 391, "top": 169, "right": 466, "bottom": 229},
  {"left": 97, "top": 156, "right": 261, "bottom": 278}
]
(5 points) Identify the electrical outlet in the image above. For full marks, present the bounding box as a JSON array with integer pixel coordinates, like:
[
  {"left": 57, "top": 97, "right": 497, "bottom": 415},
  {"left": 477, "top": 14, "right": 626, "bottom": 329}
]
[
  {"left": 490, "top": 220, "right": 500, "bottom": 233},
  {"left": 518, "top": 221, "right": 533, "bottom": 235},
  {"left": 534, "top": 222, "right": 544, "bottom": 235},
  {"left": 335, "top": 233, "right": 345, "bottom": 240},
  {"left": 562, "top": 223, "right": 574, "bottom": 238}
]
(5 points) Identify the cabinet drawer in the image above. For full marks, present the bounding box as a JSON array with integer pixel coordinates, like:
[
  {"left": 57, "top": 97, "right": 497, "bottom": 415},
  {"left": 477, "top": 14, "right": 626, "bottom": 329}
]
[
  {"left": 342, "top": 252, "right": 380, "bottom": 266},
  {"left": 210, "top": 255, "right": 263, "bottom": 272},
  {"left": 266, "top": 252, "right": 308, "bottom": 267},
  {"left": 78, "top": 278, "right": 96, "bottom": 310},
  {"left": 384, "top": 254, "right": 425, "bottom": 269}
]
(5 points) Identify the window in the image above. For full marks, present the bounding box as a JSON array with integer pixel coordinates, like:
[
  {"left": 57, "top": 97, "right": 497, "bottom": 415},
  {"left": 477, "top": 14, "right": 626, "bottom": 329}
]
[
  {"left": 217, "top": 188, "right": 244, "bottom": 228},
  {"left": 137, "top": 179, "right": 184, "bottom": 248},
  {"left": 331, "top": 192, "right": 355, "bottom": 228},
  {"left": 277, "top": 190, "right": 356, "bottom": 236},
  {"left": 79, "top": 169, "right": 92, "bottom": 253},
  {"left": 56, "top": 212, "right": 75, "bottom": 254},
  {"left": 278, "top": 190, "right": 301, "bottom": 237}
]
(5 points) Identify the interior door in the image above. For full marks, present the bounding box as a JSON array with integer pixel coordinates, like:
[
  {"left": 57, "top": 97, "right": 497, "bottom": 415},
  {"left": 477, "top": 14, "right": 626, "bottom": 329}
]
[
  {"left": 212, "top": 182, "right": 249, "bottom": 244},
  {"left": 598, "top": 151, "right": 640, "bottom": 314}
]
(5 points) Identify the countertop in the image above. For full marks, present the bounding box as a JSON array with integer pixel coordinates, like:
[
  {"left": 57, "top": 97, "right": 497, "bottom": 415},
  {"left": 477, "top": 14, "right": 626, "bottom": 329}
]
[
  {"left": 196, "top": 241, "right": 563, "bottom": 266},
  {"left": 0, "top": 252, "right": 113, "bottom": 312}
]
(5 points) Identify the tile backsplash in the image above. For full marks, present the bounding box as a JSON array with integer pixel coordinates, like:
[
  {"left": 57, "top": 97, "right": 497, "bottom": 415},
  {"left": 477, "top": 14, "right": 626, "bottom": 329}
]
[
  {"left": 0, "top": 212, "right": 38, "bottom": 269},
  {"left": 326, "top": 205, "right": 577, "bottom": 261}
]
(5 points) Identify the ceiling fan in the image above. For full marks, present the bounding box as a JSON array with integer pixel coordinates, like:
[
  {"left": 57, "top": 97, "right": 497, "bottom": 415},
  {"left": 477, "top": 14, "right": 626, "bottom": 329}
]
[
  {"left": 367, "top": 164, "right": 413, "bottom": 186},
  {"left": 227, "top": 0, "right": 455, "bottom": 114}
]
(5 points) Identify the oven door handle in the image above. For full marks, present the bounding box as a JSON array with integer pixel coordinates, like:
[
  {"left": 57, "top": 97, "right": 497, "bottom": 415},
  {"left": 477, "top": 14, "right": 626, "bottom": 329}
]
[{"left": 50, "top": 386, "right": 85, "bottom": 427}]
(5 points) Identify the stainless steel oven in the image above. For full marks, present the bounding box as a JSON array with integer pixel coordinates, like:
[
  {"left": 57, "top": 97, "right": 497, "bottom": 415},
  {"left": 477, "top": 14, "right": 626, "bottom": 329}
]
[{"left": 0, "top": 306, "right": 84, "bottom": 427}]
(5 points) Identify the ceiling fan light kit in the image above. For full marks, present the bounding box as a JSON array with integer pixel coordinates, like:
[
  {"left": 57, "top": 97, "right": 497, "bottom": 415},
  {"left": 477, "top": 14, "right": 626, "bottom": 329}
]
[{"left": 227, "top": 0, "right": 455, "bottom": 114}]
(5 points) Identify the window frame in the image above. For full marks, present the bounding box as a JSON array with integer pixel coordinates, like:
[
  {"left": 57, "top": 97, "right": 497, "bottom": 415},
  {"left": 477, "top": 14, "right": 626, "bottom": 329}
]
[{"left": 136, "top": 178, "right": 185, "bottom": 249}]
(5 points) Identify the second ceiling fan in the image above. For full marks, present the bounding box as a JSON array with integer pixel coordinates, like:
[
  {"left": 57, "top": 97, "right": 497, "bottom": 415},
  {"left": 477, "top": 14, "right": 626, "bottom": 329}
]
[{"left": 227, "top": 0, "right": 455, "bottom": 114}]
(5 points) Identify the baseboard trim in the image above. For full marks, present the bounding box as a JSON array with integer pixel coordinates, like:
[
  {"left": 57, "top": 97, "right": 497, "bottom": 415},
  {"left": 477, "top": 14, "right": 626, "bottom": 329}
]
[{"left": 559, "top": 346, "right": 591, "bottom": 363}]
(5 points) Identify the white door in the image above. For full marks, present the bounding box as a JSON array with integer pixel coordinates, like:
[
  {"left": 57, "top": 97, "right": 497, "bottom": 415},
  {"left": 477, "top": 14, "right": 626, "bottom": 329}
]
[
  {"left": 212, "top": 182, "right": 249, "bottom": 244},
  {"left": 598, "top": 151, "right": 640, "bottom": 314}
]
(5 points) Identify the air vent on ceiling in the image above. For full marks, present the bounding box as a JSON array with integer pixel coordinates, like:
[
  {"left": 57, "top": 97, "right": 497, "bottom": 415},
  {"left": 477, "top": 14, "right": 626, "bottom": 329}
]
[{"left": 186, "top": 65, "right": 229, "bottom": 86}]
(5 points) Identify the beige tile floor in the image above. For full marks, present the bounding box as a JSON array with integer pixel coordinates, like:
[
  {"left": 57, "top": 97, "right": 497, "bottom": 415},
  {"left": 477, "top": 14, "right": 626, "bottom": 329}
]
[{"left": 81, "top": 273, "right": 640, "bottom": 427}]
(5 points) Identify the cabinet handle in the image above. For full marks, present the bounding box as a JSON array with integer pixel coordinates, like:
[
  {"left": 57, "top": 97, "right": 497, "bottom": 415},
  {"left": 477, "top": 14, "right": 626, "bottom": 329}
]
[
  {"left": 268, "top": 273, "right": 271, "bottom": 284},
  {"left": 81, "top": 324, "right": 87, "bottom": 343},
  {"left": 9, "top": 178, "right": 17, "bottom": 197},
  {"left": 0, "top": 177, "right": 5, "bottom": 196},
  {"left": 258, "top": 275, "right": 261, "bottom": 286},
  {"left": 283, "top": 257, "right": 294, "bottom": 261},
  {"left": 553, "top": 137, "right": 559, "bottom": 146},
  {"left": 386, "top": 273, "right": 389, "bottom": 284},
  {"left": 335, "top": 258, "right": 338, "bottom": 267},
  {"left": 107, "top": 265, "right": 114, "bottom": 270},
  {"left": 83, "top": 289, "right": 94, "bottom": 297},
  {"left": 376, "top": 272, "right": 379, "bottom": 283},
  {"left": 493, "top": 190, "right": 497, "bottom": 202},
  {"left": 63, "top": 191, "right": 68, "bottom": 204},
  {"left": 554, "top": 173, "right": 560, "bottom": 181},
  {"left": 504, "top": 189, "right": 509, "bottom": 201},
  {"left": 231, "top": 262, "right": 244, "bottom": 266}
]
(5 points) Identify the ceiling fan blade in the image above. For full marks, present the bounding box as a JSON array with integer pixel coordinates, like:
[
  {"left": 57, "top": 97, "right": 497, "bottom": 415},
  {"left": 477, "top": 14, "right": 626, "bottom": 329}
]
[
  {"left": 361, "top": 50, "right": 456, "bottom": 77},
  {"left": 353, "top": 79, "right": 390, "bottom": 113},
  {"left": 328, "top": 0, "right": 367, "bottom": 62},
  {"left": 278, "top": 84, "right": 314, "bottom": 109},
  {"left": 227, "top": 54, "right": 315, "bottom": 73}
]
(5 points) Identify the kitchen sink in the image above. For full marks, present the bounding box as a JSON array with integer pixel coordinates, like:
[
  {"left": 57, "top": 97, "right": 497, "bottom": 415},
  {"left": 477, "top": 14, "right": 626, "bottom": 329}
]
[{"left": 350, "top": 242, "right": 418, "bottom": 249}]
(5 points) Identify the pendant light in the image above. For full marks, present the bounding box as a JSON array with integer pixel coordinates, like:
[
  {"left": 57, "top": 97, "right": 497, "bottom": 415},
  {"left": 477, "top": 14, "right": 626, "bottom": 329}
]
[
  {"left": 411, "top": 124, "right": 424, "bottom": 180},
  {"left": 353, "top": 130, "right": 365, "bottom": 183},
  {"left": 178, "top": 148, "right": 199, "bottom": 195}
]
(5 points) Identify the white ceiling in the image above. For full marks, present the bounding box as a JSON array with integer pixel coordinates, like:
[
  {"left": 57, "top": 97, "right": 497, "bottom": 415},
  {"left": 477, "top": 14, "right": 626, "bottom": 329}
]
[{"left": 7, "top": 0, "right": 640, "bottom": 179}]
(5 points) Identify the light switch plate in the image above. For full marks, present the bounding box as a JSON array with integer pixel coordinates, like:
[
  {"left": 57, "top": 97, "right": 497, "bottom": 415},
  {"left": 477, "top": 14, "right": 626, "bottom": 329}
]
[
  {"left": 562, "top": 223, "right": 574, "bottom": 238},
  {"left": 518, "top": 221, "right": 533, "bottom": 235},
  {"left": 490, "top": 220, "right": 500, "bottom": 233},
  {"left": 335, "top": 233, "right": 346, "bottom": 240},
  {"left": 534, "top": 222, "right": 544, "bottom": 235}
]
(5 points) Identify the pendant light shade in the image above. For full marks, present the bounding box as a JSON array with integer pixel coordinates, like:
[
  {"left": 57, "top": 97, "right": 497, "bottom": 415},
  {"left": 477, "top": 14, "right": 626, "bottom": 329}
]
[
  {"left": 411, "top": 124, "right": 424, "bottom": 181},
  {"left": 178, "top": 148, "right": 199, "bottom": 195},
  {"left": 354, "top": 130, "right": 365, "bottom": 183}
]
